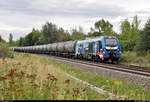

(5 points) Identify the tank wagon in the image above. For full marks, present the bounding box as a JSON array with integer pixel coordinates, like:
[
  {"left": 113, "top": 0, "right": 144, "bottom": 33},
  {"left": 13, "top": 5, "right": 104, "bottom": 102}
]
[{"left": 13, "top": 36, "right": 121, "bottom": 63}]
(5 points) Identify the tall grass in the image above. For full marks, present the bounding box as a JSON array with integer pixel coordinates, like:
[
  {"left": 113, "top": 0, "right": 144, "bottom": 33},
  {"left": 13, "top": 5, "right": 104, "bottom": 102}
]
[
  {"left": 0, "top": 53, "right": 150, "bottom": 100},
  {"left": 0, "top": 43, "right": 14, "bottom": 59},
  {"left": 37, "top": 54, "right": 150, "bottom": 100},
  {"left": 121, "top": 51, "right": 150, "bottom": 68},
  {"left": 0, "top": 53, "right": 106, "bottom": 100}
]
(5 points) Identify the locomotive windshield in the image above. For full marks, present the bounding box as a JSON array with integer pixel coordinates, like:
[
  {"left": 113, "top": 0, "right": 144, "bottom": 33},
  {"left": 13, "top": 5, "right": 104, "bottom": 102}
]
[{"left": 105, "top": 38, "right": 117, "bottom": 47}]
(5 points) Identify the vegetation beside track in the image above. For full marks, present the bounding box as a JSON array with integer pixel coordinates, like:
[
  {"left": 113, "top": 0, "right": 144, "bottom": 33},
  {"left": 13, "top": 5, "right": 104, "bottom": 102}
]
[
  {"left": 42, "top": 55, "right": 150, "bottom": 100},
  {"left": 0, "top": 53, "right": 150, "bottom": 100},
  {"left": 0, "top": 53, "right": 106, "bottom": 100},
  {"left": 0, "top": 43, "right": 14, "bottom": 59},
  {"left": 121, "top": 51, "right": 150, "bottom": 68}
]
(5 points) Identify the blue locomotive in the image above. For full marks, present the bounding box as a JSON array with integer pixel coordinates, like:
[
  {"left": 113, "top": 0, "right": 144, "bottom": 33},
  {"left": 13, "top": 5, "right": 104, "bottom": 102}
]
[
  {"left": 75, "top": 36, "right": 121, "bottom": 63},
  {"left": 13, "top": 36, "right": 121, "bottom": 63}
]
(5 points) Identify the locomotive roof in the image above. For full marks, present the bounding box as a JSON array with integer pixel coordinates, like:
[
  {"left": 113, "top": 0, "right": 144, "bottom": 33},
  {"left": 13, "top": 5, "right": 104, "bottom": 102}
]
[{"left": 77, "top": 36, "right": 117, "bottom": 43}]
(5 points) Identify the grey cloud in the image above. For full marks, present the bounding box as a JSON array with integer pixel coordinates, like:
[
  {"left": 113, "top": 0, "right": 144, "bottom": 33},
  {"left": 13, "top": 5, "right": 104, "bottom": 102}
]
[
  {"left": 0, "top": 0, "right": 30, "bottom": 11},
  {"left": 136, "top": 10, "right": 150, "bottom": 14},
  {"left": 0, "top": 0, "right": 128, "bottom": 18},
  {"left": 0, "top": 0, "right": 149, "bottom": 41},
  {"left": 0, "top": 0, "right": 128, "bottom": 28},
  {"left": 29, "top": 0, "right": 128, "bottom": 17}
]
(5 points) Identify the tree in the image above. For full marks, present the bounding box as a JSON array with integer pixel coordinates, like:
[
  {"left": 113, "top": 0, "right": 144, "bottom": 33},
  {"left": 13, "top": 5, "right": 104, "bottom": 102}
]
[
  {"left": 32, "top": 31, "right": 41, "bottom": 45},
  {"left": 119, "top": 16, "right": 141, "bottom": 51},
  {"left": 9, "top": 33, "right": 13, "bottom": 45},
  {"left": 119, "top": 19, "right": 131, "bottom": 51},
  {"left": 0, "top": 43, "right": 11, "bottom": 59},
  {"left": 57, "top": 28, "right": 71, "bottom": 42},
  {"left": 88, "top": 19, "right": 114, "bottom": 37},
  {"left": 131, "top": 15, "right": 141, "bottom": 42},
  {"left": 19, "top": 37, "right": 25, "bottom": 46},
  {"left": 94, "top": 19, "right": 113, "bottom": 34},
  {"left": 120, "top": 19, "right": 136, "bottom": 51},
  {"left": 71, "top": 27, "right": 86, "bottom": 40},
  {"left": 0, "top": 35, "right": 6, "bottom": 43},
  {"left": 22, "top": 29, "right": 41, "bottom": 46},
  {"left": 41, "top": 22, "right": 58, "bottom": 44},
  {"left": 24, "top": 32, "right": 34, "bottom": 46},
  {"left": 0, "top": 35, "right": 2, "bottom": 42},
  {"left": 136, "top": 18, "right": 150, "bottom": 52},
  {"left": 32, "top": 28, "right": 37, "bottom": 32},
  {"left": 120, "top": 19, "right": 131, "bottom": 39}
]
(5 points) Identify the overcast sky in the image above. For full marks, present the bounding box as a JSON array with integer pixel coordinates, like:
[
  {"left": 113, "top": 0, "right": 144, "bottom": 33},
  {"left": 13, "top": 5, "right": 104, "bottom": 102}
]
[{"left": 0, "top": 0, "right": 150, "bottom": 41}]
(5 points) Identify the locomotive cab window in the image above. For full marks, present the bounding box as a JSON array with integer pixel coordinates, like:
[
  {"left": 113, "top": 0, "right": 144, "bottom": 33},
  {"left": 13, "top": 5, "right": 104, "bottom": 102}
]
[{"left": 105, "top": 38, "right": 117, "bottom": 47}]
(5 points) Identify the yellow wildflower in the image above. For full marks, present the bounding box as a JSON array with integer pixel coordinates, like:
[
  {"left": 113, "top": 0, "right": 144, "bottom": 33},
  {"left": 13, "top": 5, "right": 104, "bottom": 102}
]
[
  {"left": 106, "top": 80, "right": 109, "bottom": 83},
  {"left": 114, "top": 81, "right": 119, "bottom": 85},
  {"left": 130, "top": 90, "right": 133, "bottom": 93},
  {"left": 119, "top": 81, "right": 122, "bottom": 85},
  {"left": 57, "top": 94, "right": 64, "bottom": 100},
  {"left": 76, "top": 97, "right": 82, "bottom": 100}
]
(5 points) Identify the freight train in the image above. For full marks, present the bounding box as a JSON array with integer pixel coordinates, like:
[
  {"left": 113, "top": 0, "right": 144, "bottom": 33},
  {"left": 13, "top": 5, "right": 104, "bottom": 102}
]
[{"left": 12, "top": 36, "right": 121, "bottom": 63}]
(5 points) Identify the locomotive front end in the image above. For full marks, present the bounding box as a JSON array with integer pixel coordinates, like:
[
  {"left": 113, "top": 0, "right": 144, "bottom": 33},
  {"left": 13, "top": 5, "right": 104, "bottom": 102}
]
[{"left": 102, "top": 36, "right": 121, "bottom": 63}]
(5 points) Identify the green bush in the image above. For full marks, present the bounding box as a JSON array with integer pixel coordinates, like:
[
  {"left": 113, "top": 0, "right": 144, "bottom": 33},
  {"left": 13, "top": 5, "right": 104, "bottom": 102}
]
[
  {"left": 9, "top": 50, "right": 14, "bottom": 58},
  {"left": 145, "top": 53, "right": 150, "bottom": 63},
  {"left": 122, "top": 51, "right": 150, "bottom": 68},
  {"left": 136, "top": 51, "right": 147, "bottom": 56},
  {"left": 132, "top": 57, "right": 144, "bottom": 63},
  {"left": 122, "top": 51, "right": 137, "bottom": 62},
  {"left": 21, "top": 53, "right": 31, "bottom": 57},
  {"left": 0, "top": 43, "right": 14, "bottom": 59}
]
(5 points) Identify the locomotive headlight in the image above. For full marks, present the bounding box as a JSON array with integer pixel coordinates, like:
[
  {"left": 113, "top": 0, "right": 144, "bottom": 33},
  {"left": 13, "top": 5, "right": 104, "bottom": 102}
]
[
  {"left": 117, "top": 49, "right": 120, "bottom": 51},
  {"left": 103, "top": 49, "right": 106, "bottom": 51}
]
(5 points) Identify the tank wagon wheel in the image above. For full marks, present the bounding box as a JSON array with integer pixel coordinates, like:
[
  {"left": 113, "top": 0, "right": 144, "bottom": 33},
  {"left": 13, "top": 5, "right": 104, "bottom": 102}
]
[
  {"left": 86, "top": 55, "right": 90, "bottom": 61},
  {"left": 96, "top": 56, "right": 100, "bottom": 63},
  {"left": 77, "top": 54, "right": 80, "bottom": 59},
  {"left": 92, "top": 56, "right": 96, "bottom": 62},
  {"left": 111, "top": 60, "right": 114, "bottom": 64},
  {"left": 79, "top": 55, "right": 83, "bottom": 60}
]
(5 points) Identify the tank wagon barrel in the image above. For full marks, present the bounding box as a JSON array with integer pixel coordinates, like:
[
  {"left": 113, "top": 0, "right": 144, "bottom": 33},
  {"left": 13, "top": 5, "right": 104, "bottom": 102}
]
[
  {"left": 64, "top": 41, "right": 77, "bottom": 53},
  {"left": 51, "top": 43, "right": 57, "bottom": 52},
  {"left": 56, "top": 42, "right": 65, "bottom": 52}
]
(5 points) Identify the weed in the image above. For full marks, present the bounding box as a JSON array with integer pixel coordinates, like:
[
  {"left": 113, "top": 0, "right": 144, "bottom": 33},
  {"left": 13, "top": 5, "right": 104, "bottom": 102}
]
[{"left": 1, "top": 53, "right": 150, "bottom": 100}]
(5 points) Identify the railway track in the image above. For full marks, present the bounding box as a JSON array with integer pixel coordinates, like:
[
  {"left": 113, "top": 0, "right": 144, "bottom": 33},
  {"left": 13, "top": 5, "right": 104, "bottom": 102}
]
[{"left": 36, "top": 54, "right": 150, "bottom": 77}]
